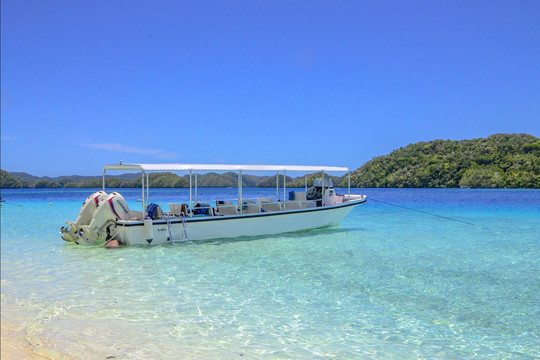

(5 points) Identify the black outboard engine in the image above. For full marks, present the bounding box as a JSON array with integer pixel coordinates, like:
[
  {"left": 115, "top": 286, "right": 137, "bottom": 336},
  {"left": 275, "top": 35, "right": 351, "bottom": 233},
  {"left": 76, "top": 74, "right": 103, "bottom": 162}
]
[{"left": 306, "top": 178, "right": 335, "bottom": 206}]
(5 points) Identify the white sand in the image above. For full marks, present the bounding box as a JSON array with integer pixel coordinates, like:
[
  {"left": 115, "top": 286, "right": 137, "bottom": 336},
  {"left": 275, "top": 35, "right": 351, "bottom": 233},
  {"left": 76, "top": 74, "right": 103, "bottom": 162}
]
[{"left": 1, "top": 320, "right": 49, "bottom": 360}]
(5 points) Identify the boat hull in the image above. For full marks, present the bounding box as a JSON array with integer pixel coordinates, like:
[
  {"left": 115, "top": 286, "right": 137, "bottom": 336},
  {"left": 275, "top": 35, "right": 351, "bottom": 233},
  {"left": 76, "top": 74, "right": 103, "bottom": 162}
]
[{"left": 115, "top": 199, "right": 365, "bottom": 245}]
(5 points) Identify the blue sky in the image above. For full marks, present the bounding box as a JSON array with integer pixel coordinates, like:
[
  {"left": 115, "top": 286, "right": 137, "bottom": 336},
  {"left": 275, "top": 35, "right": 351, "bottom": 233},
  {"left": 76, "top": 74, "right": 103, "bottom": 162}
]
[{"left": 2, "top": 1, "right": 539, "bottom": 176}]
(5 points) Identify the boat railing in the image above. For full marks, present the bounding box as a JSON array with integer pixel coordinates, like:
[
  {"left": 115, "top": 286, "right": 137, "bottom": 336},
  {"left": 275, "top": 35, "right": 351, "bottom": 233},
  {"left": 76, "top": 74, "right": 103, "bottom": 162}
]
[{"left": 342, "top": 194, "right": 366, "bottom": 202}]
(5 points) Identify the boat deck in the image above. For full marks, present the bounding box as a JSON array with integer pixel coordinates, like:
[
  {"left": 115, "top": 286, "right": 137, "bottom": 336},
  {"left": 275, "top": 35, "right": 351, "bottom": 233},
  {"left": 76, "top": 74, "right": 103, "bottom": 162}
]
[{"left": 123, "top": 193, "right": 366, "bottom": 223}]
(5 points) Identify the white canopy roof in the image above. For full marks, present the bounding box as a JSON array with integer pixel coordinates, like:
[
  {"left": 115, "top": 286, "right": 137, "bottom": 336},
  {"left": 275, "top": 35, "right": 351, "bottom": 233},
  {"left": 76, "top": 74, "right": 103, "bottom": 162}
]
[{"left": 104, "top": 163, "right": 349, "bottom": 173}]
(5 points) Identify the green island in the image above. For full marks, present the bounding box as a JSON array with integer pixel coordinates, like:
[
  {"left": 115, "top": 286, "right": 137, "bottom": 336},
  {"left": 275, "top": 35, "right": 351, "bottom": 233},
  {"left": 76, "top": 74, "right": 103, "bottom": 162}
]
[
  {"left": 2, "top": 133, "right": 538, "bottom": 189},
  {"left": 350, "top": 133, "right": 539, "bottom": 188}
]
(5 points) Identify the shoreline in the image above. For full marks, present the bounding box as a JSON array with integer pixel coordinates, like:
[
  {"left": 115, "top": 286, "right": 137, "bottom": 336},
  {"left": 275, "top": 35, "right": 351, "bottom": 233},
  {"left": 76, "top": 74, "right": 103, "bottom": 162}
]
[{"left": 1, "top": 320, "right": 49, "bottom": 360}]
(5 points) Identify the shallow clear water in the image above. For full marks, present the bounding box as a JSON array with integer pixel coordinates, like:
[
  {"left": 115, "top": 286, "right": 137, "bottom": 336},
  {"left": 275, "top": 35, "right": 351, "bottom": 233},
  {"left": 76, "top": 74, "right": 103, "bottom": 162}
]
[{"left": 1, "top": 188, "right": 539, "bottom": 359}]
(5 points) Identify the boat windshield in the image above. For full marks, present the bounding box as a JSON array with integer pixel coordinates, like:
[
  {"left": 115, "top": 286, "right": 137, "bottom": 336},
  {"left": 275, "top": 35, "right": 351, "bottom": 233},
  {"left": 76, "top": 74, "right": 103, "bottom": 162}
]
[{"left": 313, "top": 178, "right": 333, "bottom": 188}]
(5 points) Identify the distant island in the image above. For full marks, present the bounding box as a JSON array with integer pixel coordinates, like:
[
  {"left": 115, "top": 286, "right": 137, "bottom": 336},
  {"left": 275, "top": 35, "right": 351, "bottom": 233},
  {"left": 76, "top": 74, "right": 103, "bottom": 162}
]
[
  {"left": 350, "top": 133, "right": 539, "bottom": 188},
  {"left": 2, "top": 134, "right": 538, "bottom": 189}
]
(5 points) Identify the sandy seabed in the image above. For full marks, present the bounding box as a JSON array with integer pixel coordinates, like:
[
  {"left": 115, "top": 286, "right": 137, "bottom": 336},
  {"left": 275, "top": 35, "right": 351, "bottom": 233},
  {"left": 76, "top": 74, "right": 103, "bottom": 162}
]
[{"left": 1, "top": 319, "right": 49, "bottom": 360}]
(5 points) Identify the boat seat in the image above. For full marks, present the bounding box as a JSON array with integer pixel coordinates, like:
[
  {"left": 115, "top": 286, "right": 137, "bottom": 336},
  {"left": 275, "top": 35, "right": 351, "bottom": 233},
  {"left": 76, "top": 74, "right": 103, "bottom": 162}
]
[
  {"left": 129, "top": 210, "right": 144, "bottom": 221},
  {"left": 216, "top": 201, "right": 237, "bottom": 216},
  {"left": 193, "top": 203, "right": 214, "bottom": 216},
  {"left": 147, "top": 203, "right": 163, "bottom": 219},
  {"left": 258, "top": 198, "right": 281, "bottom": 212},
  {"left": 284, "top": 201, "right": 301, "bottom": 210},
  {"left": 241, "top": 200, "right": 260, "bottom": 214},
  {"left": 170, "top": 203, "right": 189, "bottom": 217},
  {"left": 292, "top": 193, "right": 307, "bottom": 208}
]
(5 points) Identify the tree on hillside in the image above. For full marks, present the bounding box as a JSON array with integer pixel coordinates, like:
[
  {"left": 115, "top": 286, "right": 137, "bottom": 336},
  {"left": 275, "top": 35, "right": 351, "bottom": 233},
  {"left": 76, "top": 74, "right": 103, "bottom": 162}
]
[
  {"left": 1, "top": 170, "right": 23, "bottom": 188},
  {"left": 34, "top": 180, "right": 62, "bottom": 188},
  {"left": 350, "top": 133, "right": 539, "bottom": 188}
]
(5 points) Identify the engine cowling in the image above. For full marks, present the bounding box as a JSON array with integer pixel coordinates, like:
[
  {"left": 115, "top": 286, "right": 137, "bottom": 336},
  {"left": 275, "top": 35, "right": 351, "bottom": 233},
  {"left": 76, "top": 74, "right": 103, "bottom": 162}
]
[
  {"left": 102, "top": 192, "right": 131, "bottom": 221},
  {"left": 60, "top": 191, "right": 108, "bottom": 242},
  {"left": 78, "top": 192, "right": 130, "bottom": 244},
  {"left": 62, "top": 192, "right": 130, "bottom": 244}
]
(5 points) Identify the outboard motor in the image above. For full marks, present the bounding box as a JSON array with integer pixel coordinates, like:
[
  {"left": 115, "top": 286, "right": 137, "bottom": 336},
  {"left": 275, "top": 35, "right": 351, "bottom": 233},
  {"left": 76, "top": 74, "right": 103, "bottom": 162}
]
[
  {"left": 61, "top": 191, "right": 108, "bottom": 242},
  {"left": 306, "top": 178, "right": 338, "bottom": 206},
  {"left": 76, "top": 192, "right": 130, "bottom": 245}
]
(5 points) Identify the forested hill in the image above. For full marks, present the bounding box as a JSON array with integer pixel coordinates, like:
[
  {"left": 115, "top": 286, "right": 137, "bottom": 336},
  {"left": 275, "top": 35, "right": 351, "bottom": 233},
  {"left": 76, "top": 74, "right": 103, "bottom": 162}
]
[
  {"left": 350, "top": 133, "right": 540, "bottom": 188},
  {"left": 2, "top": 133, "right": 539, "bottom": 189}
]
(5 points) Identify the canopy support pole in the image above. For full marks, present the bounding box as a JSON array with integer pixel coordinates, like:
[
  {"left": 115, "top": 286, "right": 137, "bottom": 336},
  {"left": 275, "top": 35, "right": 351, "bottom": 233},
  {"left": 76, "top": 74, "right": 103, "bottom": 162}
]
[
  {"left": 283, "top": 171, "right": 287, "bottom": 209},
  {"left": 348, "top": 171, "right": 351, "bottom": 201},
  {"left": 276, "top": 171, "right": 279, "bottom": 201},
  {"left": 142, "top": 171, "right": 146, "bottom": 215},
  {"left": 238, "top": 170, "right": 243, "bottom": 214},
  {"left": 322, "top": 171, "right": 325, "bottom": 207},
  {"left": 195, "top": 171, "right": 198, "bottom": 203},
  {"left": 189, "top": 170, "right": 192, "bottom": 217}
]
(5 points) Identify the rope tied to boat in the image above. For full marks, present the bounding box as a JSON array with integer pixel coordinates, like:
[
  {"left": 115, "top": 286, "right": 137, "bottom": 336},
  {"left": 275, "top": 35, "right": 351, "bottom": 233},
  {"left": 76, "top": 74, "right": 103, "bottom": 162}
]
[
  {"left": 368, "top": 198, "right": 475, "bottom": 226},
  {"left": 100, "top": 222, "right": 128, "bottom": 247}
]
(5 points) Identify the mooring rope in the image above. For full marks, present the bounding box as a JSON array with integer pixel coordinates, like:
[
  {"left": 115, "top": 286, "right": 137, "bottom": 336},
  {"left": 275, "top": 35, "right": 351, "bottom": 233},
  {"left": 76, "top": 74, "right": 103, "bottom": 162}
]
[
  {"left": 368, "top": 198, "right": 475, "bottom": 226},
  {"left": 1, "top": 202, "right": 23, "bottom": 207}
]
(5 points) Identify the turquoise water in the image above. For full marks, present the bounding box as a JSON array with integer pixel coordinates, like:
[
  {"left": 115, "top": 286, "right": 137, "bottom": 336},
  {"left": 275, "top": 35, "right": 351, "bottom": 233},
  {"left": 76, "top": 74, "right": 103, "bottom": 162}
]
[{"left": 1, "top": 188, "right": 539, "bottom": 359}]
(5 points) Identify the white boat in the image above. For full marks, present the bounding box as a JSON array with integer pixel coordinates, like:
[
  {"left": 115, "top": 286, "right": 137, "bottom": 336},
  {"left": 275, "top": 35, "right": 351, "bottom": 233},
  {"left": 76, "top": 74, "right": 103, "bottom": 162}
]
[{"left": 60, "top": 163, "right": 367, "bottom": 245}]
